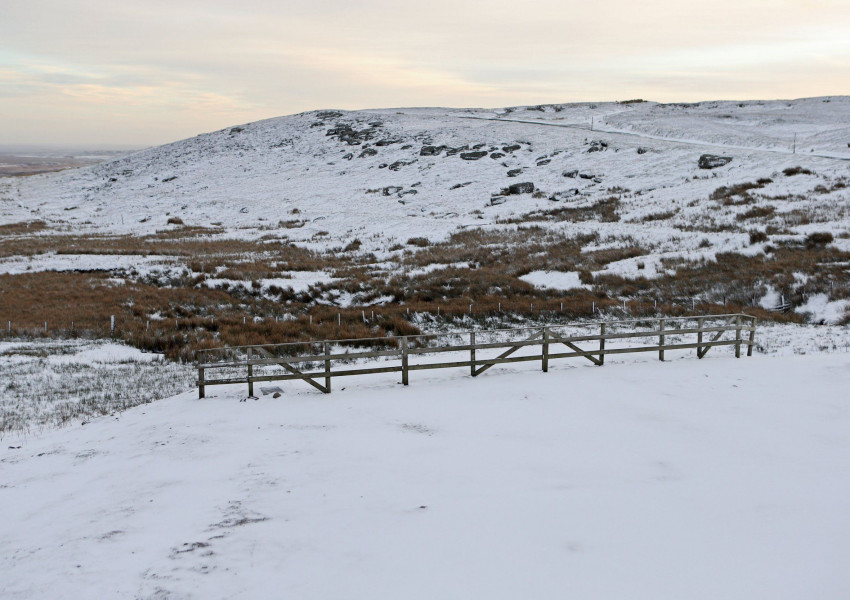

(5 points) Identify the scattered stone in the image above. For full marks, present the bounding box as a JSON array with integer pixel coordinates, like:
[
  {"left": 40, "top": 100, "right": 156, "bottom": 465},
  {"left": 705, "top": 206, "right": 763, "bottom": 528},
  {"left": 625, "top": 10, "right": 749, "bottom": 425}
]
[
  {"left": 162, "top": 176, "right": 177, "bottom": 183},
  {"left": 375, "top": 139, "right": 401, "bottom": 146},
  {"left": 508, "top": 182, "right": 535, "bottom": 195},
  {"left": 460, "top": 151, "right": 488, "bottom": 161},
  {"left": 502, "top": 144, "right": 521, "bottom": 152},
  {"left": 698, "top": 154, "right": 733, "bottom": 169},
  {"left": 562, "top": 169, "right": 578, "bottom": 178},
  {"left": 229, "top": 127, "right": 244, "bottom": 134},
  {"left": 549, "top": 190, "right": 580, "bottom": 201},
  {"left": 506, "top": 169, "right": 522, "bottom": 178},
  {"left": 378, "top": 163, "right": 387, "bottom": 168},
  {"left": 450, "top": 182, "right": 472, "bottom": 190},
  {"left": 342, "top": 152, "right": 353, "bottom": 160},
  {"left": 472, "top": 143, "right": 486, "bottom": 149},
  {"left": 536, "top": 159, "right": 551, "bottom": 166},
  {"left": 490, "top": 152, "right": 505, "bottom": 159},
  {"left": 315, "top": 110, "right": 343, "bottom": 120},
  {"left": 586, "top": 140, "right": 608, "bottom": 153},
  {"left": 490, "top": 196, "right": 507, "bottom": 205},
  {"left": 398, "top": 189, "right": 418, "bottom": 197},
  {"left": 445, "top": 145, "right": 470, "bottom": 156},
  {"left": 388, "top": 160, "right": 414, "bottom": 171},
  {"left": 401, "top": 144, "right": 412, "bottom": 150},
  {"left": 240, "top": 207, "right": 249, "bottom": 213},
  {"left": 637, "top": 147, "right": 648, "bottom": 154},
  {"left": 272, "top": 392, "right": 281, "bottom": 398},
  {"left": 382, "top": 186, "right": 403, "bottom": 196},
  {"left": 579, "top": 173, "right": 595, "bottom": 180},
  {"left": 358, "top": 147, "right": 378, "bottom": 158},
  {"left": 419, "top": 145, "right": 446, "bottom": 156}
]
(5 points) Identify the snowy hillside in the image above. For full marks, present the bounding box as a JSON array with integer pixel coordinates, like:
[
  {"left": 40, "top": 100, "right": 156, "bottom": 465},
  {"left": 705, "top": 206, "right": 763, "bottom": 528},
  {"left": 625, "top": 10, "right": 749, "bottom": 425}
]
[
  {"left": 2, "top": 97, "right": 849, "bottom": 251},
  {"left": 2, "top": 350, "right": 850, "bottom": 599}
]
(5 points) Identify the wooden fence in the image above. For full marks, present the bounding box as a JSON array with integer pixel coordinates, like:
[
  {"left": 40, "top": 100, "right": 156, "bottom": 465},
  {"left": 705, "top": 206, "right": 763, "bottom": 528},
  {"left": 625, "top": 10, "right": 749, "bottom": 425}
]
[{"left": 195, "top": 314, "right": 757, "bottom": 398}]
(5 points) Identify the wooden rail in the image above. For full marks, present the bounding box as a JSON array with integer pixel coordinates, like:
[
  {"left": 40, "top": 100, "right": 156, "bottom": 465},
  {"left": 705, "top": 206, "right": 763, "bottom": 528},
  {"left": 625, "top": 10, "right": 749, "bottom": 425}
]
[{"left": 195, "top": 314, "right": 757, "bottom": 398}]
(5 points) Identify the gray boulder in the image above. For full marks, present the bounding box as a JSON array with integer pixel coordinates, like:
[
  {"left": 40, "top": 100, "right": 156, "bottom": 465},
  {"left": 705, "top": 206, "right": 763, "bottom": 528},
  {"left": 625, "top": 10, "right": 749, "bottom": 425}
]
[
  {"left": 460, "top": 151, "right": 488, "bottom": 161},
  {"left": 698, "top": 154, "right": 733, "bottom": 169},
  {"left": 508, "top": 182, "right": 535, "bottom": 195}
]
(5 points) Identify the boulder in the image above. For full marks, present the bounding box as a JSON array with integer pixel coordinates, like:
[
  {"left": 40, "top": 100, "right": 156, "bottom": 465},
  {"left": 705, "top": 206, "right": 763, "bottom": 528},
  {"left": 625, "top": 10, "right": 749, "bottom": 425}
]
[
  {"left": 490, "top": 196, "right": 507, "bottom": 206},
  {"left": 549, "top": 190, "right": 580, "bottom": 201},
  {"left": 490, "top": 152, "right": 505, "bottom": 159},
  {"left": 698, "top": 154, "right": 733, "bottom": 169},
  {"left": 507, "top": 168, "right": 523, "bottom": 177},
  {"left": 460, "top": 151, "right": 488, "bottom": 161},
  {"left": 419, "top": 145, "right": 445, "bottom": 156},
  {"left": 562, "top": 169, "right": 578, "bottom": 178},
  {"left": 508, "top": 182, "right": 535, "bottom": 195},
  {"left": 502, "top": 144, "right": 521, "bottom": 152}
]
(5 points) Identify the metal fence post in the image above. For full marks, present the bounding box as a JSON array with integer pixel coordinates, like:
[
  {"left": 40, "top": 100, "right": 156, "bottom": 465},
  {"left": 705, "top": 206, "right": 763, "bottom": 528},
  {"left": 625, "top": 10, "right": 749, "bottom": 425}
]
[{"left": 542, "top": 327, "right": 549, "bottom": 373}]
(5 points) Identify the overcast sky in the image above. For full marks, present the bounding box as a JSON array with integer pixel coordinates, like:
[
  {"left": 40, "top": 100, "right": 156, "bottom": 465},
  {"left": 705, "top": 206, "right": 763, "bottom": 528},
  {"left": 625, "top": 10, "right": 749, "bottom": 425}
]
[{"left": 2, "top": 0, "right": 848, "bottom": 147}]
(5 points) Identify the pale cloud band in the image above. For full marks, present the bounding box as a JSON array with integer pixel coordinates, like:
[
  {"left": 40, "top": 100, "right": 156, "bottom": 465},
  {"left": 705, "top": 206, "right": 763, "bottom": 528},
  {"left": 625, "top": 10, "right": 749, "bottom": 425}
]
[{"left": 1, "top": 0, "right": 848, "bottom": 146}]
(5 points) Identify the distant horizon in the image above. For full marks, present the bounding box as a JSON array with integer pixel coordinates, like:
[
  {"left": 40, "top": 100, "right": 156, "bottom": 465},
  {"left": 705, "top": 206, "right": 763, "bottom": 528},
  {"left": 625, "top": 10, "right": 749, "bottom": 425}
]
[{"left": 3, "top": 93, "right": 848, "bottom": 151}]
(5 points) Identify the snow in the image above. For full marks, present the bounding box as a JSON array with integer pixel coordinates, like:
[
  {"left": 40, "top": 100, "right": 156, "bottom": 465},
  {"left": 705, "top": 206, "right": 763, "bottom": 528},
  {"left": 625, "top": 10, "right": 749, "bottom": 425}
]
[
  {"left": 203, "top": 271, "right": 337, "bottom": 294},
  {"left": 2, "top": 349, "right": 850, "bottom": 599},
  {"left": 794, "top": 293, "right": 850, "bottom": 324},
  {"left": 0, "top": 253, "right": 182, "bottom": 276},
  {"left": 520, "top": 270, "right": 589, "bottom": 290}
]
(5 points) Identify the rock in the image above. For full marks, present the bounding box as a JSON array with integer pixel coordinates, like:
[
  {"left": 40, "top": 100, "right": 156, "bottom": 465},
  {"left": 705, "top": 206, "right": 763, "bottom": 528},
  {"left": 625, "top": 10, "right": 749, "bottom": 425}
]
[
  {"left": 579, "top": 173, "right": 595, "bottom": 180},
  {"left": 445, "top": 145, "right": 470, "bottom": 156},
  {"left": 398, "top": 189, "right": 418, "bottom": 197},
  {"left": 450, "top": 182, "right": 472, "bottom": 190},
  {"left": 562, "top": 170, "right": 578, "bottom": 178},
  {"left": 382, "top": 186, "right": 403, "bottom": 196},
  {"left": 378, "top": 163, "right": 387, "bottom": 168},
  {"left": 490, "top": 152, "right": 505, "bottom": 159},
  {"left": 472, "top": 143, "right": 486, "bottom": 149},
  {"left": 388, "top": 160, "right": 414, "bottom": 171},
  {"left": 272, "top": 392, "right": 282, "bottom": 398},
  {"left": 240, "top": 207, "right": 249, "bottom": 213},
  {"left": 358, "top": 147, "right": 377, "bottom": 158},
  {"left": 508, "top": 182, "right": 535, "bottom": 195},
  {"left": 342, "top": 153, "right": 353, "bottom": 160},
  {"left": 460, "top": 151, "right": 488, "bottom": 161},
  {"left": 229, "top": 127, "right": 244, "bottom": 134},
  {"left": 316, "top": 110, "right": 343, "bottom": 120},
  {"left": 698, "top": 154, "right": 733, "bottom": 169},
  {"left": 490, "top": 196, "right": 507, "bottom": 205},
  {"left": 637, "top": 147, "right": 648, "bottom": 154},
  {"left": 375, "top": 139, "right": 401, "bottom": 146},
  {"left": 549, "top": 190, "right": 580, "bottom": 201},
  {"left": 586, "top": 140, "right": 608, "bottom": 153},
  {"left": 536, "top": 159, "right": 551, "bottom": 166},
  {"left": 419, "top": 145, "right": 445, "bottom": 156},
  {"left": 502, "top": 144, "right": 521, "bottom": 152},
  {"left": 507, "top": 169, "right": 523, "bottom": 177}
]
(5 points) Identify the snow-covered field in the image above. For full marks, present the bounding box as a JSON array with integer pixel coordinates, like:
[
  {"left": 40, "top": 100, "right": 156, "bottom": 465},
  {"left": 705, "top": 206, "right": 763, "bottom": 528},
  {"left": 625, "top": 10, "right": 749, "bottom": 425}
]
[
  {"left": 2, "top": 346, "right": 849, "bottom": 599},
  {"left": 0, "top": 340, "right": 195, "bottom": 433}
]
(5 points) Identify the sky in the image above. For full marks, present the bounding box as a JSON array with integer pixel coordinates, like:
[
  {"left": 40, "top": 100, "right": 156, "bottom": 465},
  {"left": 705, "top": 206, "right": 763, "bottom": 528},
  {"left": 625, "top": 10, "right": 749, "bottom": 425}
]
[{"left": 1, "top": 0, "right": 849, "bottom": 148}]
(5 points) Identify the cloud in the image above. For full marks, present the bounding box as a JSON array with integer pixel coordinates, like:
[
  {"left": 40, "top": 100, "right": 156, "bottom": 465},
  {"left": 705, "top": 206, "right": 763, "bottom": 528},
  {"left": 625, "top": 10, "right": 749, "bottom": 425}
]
[{"left": 1, "top": 0, "right": 849, "bottom": 144}]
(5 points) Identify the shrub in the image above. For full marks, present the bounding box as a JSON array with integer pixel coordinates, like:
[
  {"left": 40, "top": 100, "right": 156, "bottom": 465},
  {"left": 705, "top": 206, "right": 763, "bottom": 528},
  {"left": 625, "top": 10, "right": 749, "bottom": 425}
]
[
  {"left": 407, "top": 237, "right": 430, "bottom": 247},
  {"left": 749, "top": 231, "right": 769, "bottom": 244},
  {"left": 166, "top": 217, "right": 184, "bottom": 225},
  {"left": 783, "top": 166, "right": 813, "bottom": 176},
  {"left": 805, "top": 232, "right": 833, "bottom": 248}
]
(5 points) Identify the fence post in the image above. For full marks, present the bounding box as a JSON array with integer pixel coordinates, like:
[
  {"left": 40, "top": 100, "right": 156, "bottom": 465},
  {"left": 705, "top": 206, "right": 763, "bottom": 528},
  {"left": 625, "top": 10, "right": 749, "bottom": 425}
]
[
  {"left": 735, "top": 316, "right": 742, "bottom": 358},
  {"left": 246, "top": 347, "right": 254, "bottom": 397},
  {"left": 697, "top": 316, "right": 704, "bottom": 359},
  {"left": 470, "top": 331, "right": 476, "bottom": 377},
  {"left": 658, "top": 318, "right": 665, "bottom": 361},
  {"left": 599, "top": 322, "right": 606, "bottom": 366},
  {"left": 198, "top": 366, "right": 205, "bottom": 399},
  {"left": 324, "top": 342, "right": 332, "bottom": 393},
  {"left": 401, "top": 336, "right": 409, "bottom": 386},
  {"left": 110, "top": 315, "right": 115, "bottom": 337},
  {"left": 747, "top": 317, "right": 756, "bottom": 357},
  {"left": 542, "top": 327, "right": 549, "bottom": 373}
]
